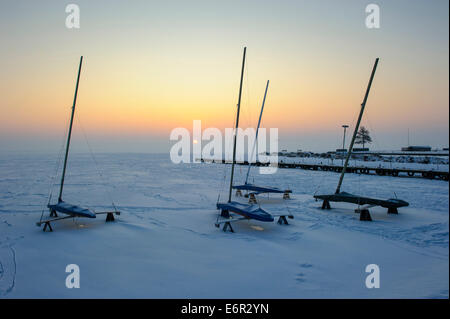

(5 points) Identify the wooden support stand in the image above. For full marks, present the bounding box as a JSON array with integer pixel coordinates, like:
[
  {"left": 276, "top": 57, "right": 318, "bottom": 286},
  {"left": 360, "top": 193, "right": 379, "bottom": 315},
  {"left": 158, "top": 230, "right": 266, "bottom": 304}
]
[
  {"left": 106, "top": 212, "right": 115, "bottom": 222},
  {"left": 235, "top": 189, "right": 243, "bottom": 197},
  {"left": 220, "top": 209, "right": 230, "bottom": 218},
  {"left": 356, "top": 208, "right": 372, "bottom": 221},
  {"left": 96, "top": 211, "right": 120, "bottom": 221},
  {"left": 249, "top": 193, "right": 257, "bottom": 204},
  {"left": 387, "top": 207, "right": 398, "bottom": 214},
  {"left": 43, "top": 222, "right": 53, "bottom": 232},
  {"left": 321, "top": 200, "right": 331, "bottom": 210},
  {"left": 222, "top": 222, "right": 234, "bottom": 233},
  {"left": 283, "top": 191, "right": 290, "bottom": 199},
  {"left": 50, "top": 209, "right": 58, "bottom": 217},
  {"left": 277, "top": 216, "right": 289, "bottom": 225}
]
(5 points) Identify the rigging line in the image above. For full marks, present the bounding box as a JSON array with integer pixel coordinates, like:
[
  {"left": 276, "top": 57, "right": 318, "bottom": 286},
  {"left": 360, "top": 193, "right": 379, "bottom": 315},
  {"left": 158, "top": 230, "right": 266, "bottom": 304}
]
[
  {"left": 78, "top": 118, "right": 118, "bottom": 213},
  {"left": 246, "top": 80, "right": 269, "bottom": 185},
  {"left": 313, "top": 155, "right": 332, "bottom": 194},
  {"left": 217, "top": 161, "right": 228, "bottom": 204},
  {"left": 217, "top": 105, "right": 238, "bottom": 204},
  {"left": 337, "top": 104, "right": 360, "bottom": 188},
  {"left": 261, "top": 148, "right": 291, "bottom": 196},
  {"left": 282, "top": 188, "right": 293, "bottom": 215},
  {"left": 216, "top": 110, "right": 237, "bottom": 221},
  {"left": 357, "top": 168, "right": 362, "bottom": 208},
  {"left": 262, "top": 167, "right": 291, "bottom": 215},
  {"left": 40, "top": 113, "right": 71, "bottom": 223},
  {"left": 76, "top": 116, "right": 118, "bottom": 213},
  {"left": 365, "top": 115, "right": 382, "bottom": 151}
]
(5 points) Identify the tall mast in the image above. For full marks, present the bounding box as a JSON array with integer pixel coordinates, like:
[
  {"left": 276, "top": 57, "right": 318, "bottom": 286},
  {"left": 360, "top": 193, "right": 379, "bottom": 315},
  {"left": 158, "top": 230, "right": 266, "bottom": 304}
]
[
  {"left": 335, "top": 58, "right": 379, "bottom": 194},
  {"left": 228, "top": 47, "right": 246, "bottom": 202},
  {"left": 58, "top": 56, "right": 83, "bottom": 202},
  {"left": 245, "top": 79, "right": 269, "bottom": 185}
]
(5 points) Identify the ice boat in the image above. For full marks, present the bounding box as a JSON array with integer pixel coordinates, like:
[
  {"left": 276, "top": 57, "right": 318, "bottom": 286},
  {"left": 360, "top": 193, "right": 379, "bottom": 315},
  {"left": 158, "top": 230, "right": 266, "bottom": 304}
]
[
  {"left": 313, "top": 58, "right": 409, "bottom": 221},
  {"left": 215, "top": 48, "right": 293, "bottom": 232},
  {"left": 37, "top": 56, "right": 120, "bottom": 231}
]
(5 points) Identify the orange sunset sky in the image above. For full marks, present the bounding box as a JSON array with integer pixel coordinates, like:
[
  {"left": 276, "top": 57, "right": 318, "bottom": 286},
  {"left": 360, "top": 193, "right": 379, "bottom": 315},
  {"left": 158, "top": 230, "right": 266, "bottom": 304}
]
[{"left": 0, "top": 0, "right": 448, "bottom": 153}]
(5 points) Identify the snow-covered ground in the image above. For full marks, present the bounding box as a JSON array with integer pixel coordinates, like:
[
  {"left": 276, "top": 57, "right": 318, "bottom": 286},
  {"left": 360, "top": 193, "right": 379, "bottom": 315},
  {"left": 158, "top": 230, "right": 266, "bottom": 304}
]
[{"left": 0, "top": 153, "right": 448, "bottom": 298}]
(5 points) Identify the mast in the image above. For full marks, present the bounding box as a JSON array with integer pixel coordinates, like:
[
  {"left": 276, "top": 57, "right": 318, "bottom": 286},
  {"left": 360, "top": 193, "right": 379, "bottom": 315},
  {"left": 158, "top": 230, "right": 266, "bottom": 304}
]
[
  {"left": 245, "top": 80, "right": 269, "bottom": 185},
  {"left": 228, "top": 47, "right": 246, "bottom": 202},
  {"left": 58, "top": 56, "right": 83, "bottom": 202},
  {"left": 335, "top": 58, "right": 379, "bottom": 194}
]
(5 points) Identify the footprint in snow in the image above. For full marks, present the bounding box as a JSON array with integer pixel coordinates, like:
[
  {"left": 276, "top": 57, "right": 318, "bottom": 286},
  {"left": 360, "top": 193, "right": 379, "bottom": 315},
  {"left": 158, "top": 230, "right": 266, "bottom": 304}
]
[
  {"left": 3, "top": 221, "right": 12, "bottom": 227},
  {"left": 0, "top": 246, "right": 16, "bottom": 295},
  {"left": 295, "top": 273, "right": 306, "bottom": 283},
  {"left": 294, "top": 263, "right": 315, "bottom": 284},
  {"left": 308, "top": 223, "right": 322, "bottom": 230},
  {"left": 286, "top": 232, "right": 303, "bottom": 240}
]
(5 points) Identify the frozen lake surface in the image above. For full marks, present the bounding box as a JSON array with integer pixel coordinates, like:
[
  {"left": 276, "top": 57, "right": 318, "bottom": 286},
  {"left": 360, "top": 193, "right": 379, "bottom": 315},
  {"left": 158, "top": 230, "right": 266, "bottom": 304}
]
[{"left": 0, "top": 153, "right": 448, "bottom": 298}]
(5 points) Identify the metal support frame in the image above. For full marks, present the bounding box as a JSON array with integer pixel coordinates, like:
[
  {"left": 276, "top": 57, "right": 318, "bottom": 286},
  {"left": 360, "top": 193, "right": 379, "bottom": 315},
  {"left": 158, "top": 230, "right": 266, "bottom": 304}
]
[
  {"left": 356, "top": 208, "right": 372, "bottom": 221},
  {"left": 220, "top": 209, "right": 230, "bottom": 218},
  {"left": 321, "top": 200, "right": 331, "bottom": 210},
  {"left": 106, "top": 212, "right": 115, "bottom": 221},
  {"left": 222, "top": 222, "right": 234, "bottom": 233},
  {"left": 387, "top": 207, "right": 398, "bottom": 214},
  {"left": 277, "top": 216, "right": 289, "bottom": 225},
  {"left": 43, "top": 222, "right": 53, "bottom": 232}
]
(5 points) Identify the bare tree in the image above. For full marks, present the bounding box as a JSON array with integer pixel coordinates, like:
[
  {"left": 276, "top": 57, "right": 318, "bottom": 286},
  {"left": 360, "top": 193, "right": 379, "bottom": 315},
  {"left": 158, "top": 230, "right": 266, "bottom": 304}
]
[{"left": 355, "top": 126, "right": 372, "bottom": 149}]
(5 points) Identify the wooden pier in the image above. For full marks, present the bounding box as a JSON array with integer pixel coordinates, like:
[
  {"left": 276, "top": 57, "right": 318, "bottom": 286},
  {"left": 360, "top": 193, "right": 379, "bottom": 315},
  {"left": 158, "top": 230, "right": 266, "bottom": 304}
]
[{"left": 200, "top": 159, "right": 449, "bottom": 181}]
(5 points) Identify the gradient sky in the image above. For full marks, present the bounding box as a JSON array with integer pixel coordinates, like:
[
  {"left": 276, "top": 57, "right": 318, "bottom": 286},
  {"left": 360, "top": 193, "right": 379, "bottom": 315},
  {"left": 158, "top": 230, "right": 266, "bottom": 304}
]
[{"left": 0, "top": 0, "right": 448, "bottom": 154}]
